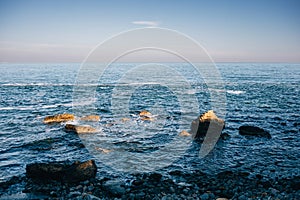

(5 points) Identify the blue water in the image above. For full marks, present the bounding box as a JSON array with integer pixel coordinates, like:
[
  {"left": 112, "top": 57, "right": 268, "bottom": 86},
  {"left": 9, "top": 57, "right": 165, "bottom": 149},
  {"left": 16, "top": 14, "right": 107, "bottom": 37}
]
[{"left": 0, "top": 63, "right": 299, "bottom": 183}]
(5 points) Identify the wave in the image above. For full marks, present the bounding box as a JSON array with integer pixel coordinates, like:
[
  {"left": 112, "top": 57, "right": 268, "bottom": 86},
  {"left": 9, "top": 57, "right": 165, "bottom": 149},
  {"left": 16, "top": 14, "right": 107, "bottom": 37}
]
[
  {"left": 226, "top": 90, "right": 245, "bottom": 95},
  {"left": 0, "top": 101, "right": 95, "bottom": 111}
]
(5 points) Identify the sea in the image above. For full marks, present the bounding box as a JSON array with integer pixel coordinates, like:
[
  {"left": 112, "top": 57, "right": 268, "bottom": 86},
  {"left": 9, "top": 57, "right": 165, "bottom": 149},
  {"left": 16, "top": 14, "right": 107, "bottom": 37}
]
[{"left": 0, "top": 63, "right": 299, "bottom": 188}]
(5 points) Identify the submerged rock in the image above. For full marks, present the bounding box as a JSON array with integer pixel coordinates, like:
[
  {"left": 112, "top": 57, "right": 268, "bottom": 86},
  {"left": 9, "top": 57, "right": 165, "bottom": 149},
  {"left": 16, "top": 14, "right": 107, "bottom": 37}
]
[
  {"left": 95, "top": 147, "right": 112, "bottom": 154},
  {"left": 179, "top": 130, "right": 191, "bottom": 137},
  {"left": 43, "top": 113, "right": 75, "bottom": 124},
  {"left": 190, "top": 110, "right": 225, "bottom": 139},
  {"left": 239, "top": 125, "right": 271, "bottom": 139},
  {"left": 80, "top": 115, "right": 100, "bottom": 122},
  {"left": 65, "top": 124, "right": 98, "bottom": 134},
  {"left": 26, "top": 160, "right": 97, "bottom": 183},
  {"left": 121, "top": 117, "right": 130, "bottom": 122}
]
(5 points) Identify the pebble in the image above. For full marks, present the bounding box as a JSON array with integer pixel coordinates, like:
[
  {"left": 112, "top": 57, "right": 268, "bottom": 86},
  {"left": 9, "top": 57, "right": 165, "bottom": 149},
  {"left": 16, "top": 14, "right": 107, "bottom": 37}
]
[
  {"left": 238, "top": 195, "right": 247, "bottom": 200},
  {"left": 82, "top": 193, "right": 102, "bottom": 200},
  {"left": 68, "top": 191, "right": 81, "bottom": 198},
  {"left": 161, "top": 195, "right": 167, "bottom": 200},
  {"left": 170, "top": 186, "right": 175, "bottom": 193},
  {"left": 88, "top": 185, "right": 94, "bottom": 191},
  {"left": 200, "top": 193, "right": 209, "bottom": 200},
  {"left": 83, "top": 180, "right": 89, "bottom": 185},
  {"left": 183, "top": 188, "right": 189, "bottom": 194},
  {"left": 270, "top": 187, "right": 279, "bottom": 195},
  {"left": 135, "top": 192, "right": 145, "bottom": 198}
]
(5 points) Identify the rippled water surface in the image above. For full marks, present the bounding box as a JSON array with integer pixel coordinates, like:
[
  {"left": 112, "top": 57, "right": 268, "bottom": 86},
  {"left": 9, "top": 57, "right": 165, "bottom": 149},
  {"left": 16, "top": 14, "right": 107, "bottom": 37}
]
[{"left": 0, "top": 63, "right": 299, "bottom": 183}]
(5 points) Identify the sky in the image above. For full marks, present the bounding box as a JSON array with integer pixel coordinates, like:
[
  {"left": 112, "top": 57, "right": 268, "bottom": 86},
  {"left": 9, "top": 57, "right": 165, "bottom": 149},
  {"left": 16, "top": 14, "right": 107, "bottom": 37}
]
[{"left": 0, "top": 0, "right": 299, "bottom": 63}]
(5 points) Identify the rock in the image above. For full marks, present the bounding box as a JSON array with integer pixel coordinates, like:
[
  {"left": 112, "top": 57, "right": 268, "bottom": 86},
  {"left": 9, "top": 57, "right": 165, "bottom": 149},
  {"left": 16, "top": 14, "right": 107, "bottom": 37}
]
[
  {"left": 103, "top": 180, "right": 126, "bottom": 197},
  {"left": 179, "top": 130, "right": 191, "bottom": 137},
  {"left": 43, "top": 113, "right": 75, "bottom": 124},
  {"left": 121, "top": 118, "right": 130, "bottom": 122},
  {"left": 65, "top": 124, "right": 98, "bottom": 134},
  {"left": 239, "top": 125, "right": 271, "bottom": 139},
  {"left": 190, "top": 110, "right": 225, "bottom": 139},
  {"left": 200, "top": 193, "right": 209, "bottom": 200},
  {"left": 82, "top": 193, "right": 102, "bottom": 200},
  {"left": 26, "top": 160, "right": 97, "bottom": 183},
  {"left": 95, "top": 147, "right": 112, "bottom": 154},
  {"left": 139, "top": 110, "right": 152, "bottom": 116},
  {"left": 220, "top": 132, "right": 230, "bottom": 140},
  {"left": 68, "top": 191, "right": 81, "bottom": 198},
  {"left": 139, "top": 110, "right": 154, "bottom": 121},
  {"left": 80, "top": 115, "right": 100, "bottom": 122},
  {"left": 148, "top": 172, "right": 162, "bottom": 181},
  {"left": 216, "top": 198, "right": 228, "bottom": 200}
]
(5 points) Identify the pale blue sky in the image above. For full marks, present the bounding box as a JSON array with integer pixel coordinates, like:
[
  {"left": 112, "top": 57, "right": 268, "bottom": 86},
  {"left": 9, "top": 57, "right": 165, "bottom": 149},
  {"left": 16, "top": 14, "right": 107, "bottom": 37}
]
[{"left": 0, "top": 0, "right": 299, "bottom": 62}]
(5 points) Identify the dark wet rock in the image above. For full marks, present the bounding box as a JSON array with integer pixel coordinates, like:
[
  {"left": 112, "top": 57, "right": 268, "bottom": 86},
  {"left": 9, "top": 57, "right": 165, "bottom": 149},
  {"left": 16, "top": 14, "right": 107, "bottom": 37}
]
[
  {"left": 220, "top": 132, "right": 230, "bottom": 140},
  {"left": 65, "top": 124, "right": 98, "bottom": 134},
  {"left": 82, "top": 193, "right": 102, "bottom": 200},
  {"left": 190, "top": 110, "right": 225, "bottom": 139},
  {"left": 239, "top": 125, "right": 271, "bottom": 139},
  {"left": 43, "top": 113, "right": 75, "bottom": 124},
  {"left": 200, "top": 193, "right": 209, "bottom": 200},
  {"left": 26, "top": 160, "right": 97, "bottom": 183},
  {"left": 148, "top": 172, "right": 162, "bottom": 181},
  {"left": 102, "top": 180, "right": 126, "bottom": 197}
]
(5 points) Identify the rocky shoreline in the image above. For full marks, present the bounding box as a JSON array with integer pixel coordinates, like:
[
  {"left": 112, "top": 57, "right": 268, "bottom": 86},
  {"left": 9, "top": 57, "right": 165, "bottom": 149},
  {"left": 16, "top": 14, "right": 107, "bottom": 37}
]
[{"left": 1, "top": 169, "right": 299, "bottom": 200}]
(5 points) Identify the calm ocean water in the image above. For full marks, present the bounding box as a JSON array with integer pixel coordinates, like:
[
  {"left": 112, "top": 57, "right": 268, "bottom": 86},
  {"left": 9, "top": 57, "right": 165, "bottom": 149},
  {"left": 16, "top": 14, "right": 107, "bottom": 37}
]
[{"left": 0, "top": 63, "right": 299, "bottom": 183}]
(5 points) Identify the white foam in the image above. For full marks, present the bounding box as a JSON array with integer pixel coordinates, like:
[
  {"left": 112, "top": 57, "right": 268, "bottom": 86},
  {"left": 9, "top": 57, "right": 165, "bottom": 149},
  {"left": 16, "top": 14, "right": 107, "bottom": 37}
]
[{"left": 227, "top": 90, "right": 245, "bottom": 95}]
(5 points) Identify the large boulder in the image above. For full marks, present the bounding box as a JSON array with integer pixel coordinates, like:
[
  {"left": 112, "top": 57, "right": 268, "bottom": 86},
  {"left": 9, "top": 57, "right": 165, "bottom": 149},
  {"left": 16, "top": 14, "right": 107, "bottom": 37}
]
[
  {"left": 26, "top": 160, "right": 97, "bottom": 183},
  {"left": 43, "top": 113, "right": 75, "bottom": 124},
  {"left": 190, "top": 110, "right": 225, "bottom": 139},
  {"left": 239, "top": 125, "right": 271, "bottom": 139},
  {"left": 65, "top": 124, "right": 98, "bottom": 134}
]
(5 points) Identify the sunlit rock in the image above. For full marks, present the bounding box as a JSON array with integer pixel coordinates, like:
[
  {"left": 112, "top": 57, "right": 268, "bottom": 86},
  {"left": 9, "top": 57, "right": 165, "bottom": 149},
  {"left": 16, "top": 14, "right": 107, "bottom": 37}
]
[
  {"left": 190, "top": 110, "right": 225, "bottom": 139},
  {"left": 26, "top": 160, "right": 97, "bottom": 183},
  {"left": 139, "top": 110, "right": 154, "bottom": 121},
  {"left": 43, "top": 113, "right": 75, "bottom": 124},
  {"left": 80, "top": 115, "right": 100, "bottom": 122},
  {"left": 65, "top": 124, "right": 97, "bottom": 134}
]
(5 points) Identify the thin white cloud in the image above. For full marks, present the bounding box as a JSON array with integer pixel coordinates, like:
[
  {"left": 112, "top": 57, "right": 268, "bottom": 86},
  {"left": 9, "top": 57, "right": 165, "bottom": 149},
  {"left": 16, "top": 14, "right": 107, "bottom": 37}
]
[{"left": 132, "top": 21, "right": 160, "bottom": 27}]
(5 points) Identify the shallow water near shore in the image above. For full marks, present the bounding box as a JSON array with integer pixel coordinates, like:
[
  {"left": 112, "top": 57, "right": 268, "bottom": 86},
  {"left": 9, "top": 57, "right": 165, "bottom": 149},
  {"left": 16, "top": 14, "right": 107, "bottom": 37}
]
[{"left": 0, "top": 63, "right": 299, "bottom": 194}]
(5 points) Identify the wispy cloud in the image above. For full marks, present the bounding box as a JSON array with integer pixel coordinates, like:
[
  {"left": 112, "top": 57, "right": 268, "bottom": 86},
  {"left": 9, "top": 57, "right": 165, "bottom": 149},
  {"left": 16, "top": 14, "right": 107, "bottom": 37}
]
[{"left": 131, "top": 21, "right": 160, "bottom": 27}]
